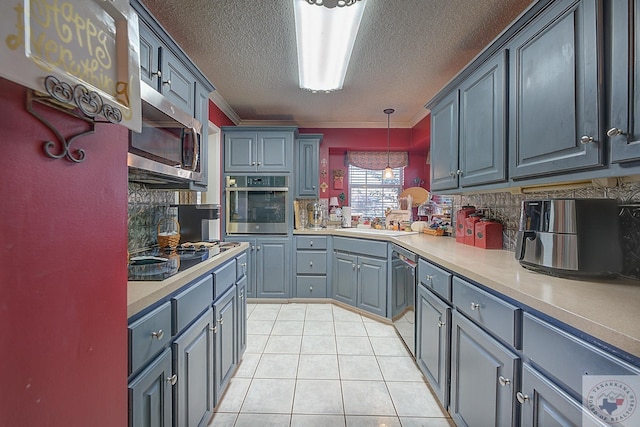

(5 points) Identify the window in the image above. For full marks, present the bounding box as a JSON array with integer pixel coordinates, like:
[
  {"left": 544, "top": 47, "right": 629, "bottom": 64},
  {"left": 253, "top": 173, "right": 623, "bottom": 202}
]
[{"left": 349, "top": 165, "right": 404, "bottom": 218}]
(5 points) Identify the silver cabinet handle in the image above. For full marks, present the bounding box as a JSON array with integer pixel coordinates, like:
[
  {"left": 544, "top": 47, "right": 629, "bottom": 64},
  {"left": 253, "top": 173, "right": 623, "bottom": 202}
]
[
  {"left": 470, "top": 302, "right": 480, "bottom": 310},
  {"left": 151, "top": 70, "right": 162, "bottom": 78},
  {"left": 309, "top": 285, "right": 313, "bottom": 292},
  {"left": 151, "top": 330, "right": 164, "bottom": 340},
  {"left": 257, "top": 246, "right": 261, "bottom": 251},
  {"left": 166, "top": 374, "right": 177, "bottom": 386},
  {"left": 217, "top": 316, "right": 224, "bottom": 325},
  {"left": 242, "top": 263, "right": 247, "bottom": 268},
  {"left": 456, "top": 169, "right": 463, "bottom": 176},
  {"left": 607, "top": 127, "right": 625, "bottom": 137},
  {"left": 426, "top": 274, "right": 433, "bottom": 282},
  {"left": 239, "top": 292, "right": 244, "bottom": 300},
  {"left": 310, "top": 241, "right": 313, "bottom": 247},
  {"left": 449, "top": 171, "right": 456, "bottom": 177},
  {"left": 309, "top": 261, "right": 313, "bottom": 267},
  {"left": 312, "top": 186, "right": 316, "bottom": 189},
  {"left": 162, "top": 79, "right": 171, "bottom": 86},
  {"left": 352, "top": 263, "right": 356, "bottom": 270},
  {"left": 257, "top": 161, "right": 262, "bottom": 166},
  {"left": 251, "top": 245, "right": 255, "bottom": 251},
  {"left": 516, "top": 392, "right": 529, "bottom": 404},
  {"left": 357, "top": 265, "right": 361, "bottom": 270},
  {"left": 498, "top": 376, "right": 511, "bottom": 387},
  {"left": 437, "top": 320, "right": 446, "bottom": 328},
  {"left": 251, "top": 161, "right": 256, "bottom": 166},
  {"left": 210, "top": 325, "right": 218, "bottom": 334},
  {"left": 580, "top": 135, "right": 594, "bottom": 144}
]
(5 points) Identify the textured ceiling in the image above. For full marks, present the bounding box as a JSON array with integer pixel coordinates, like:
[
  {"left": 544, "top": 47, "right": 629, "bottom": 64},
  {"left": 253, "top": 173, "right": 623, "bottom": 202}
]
[{"left": 141, "top": 0, "right": 535, "bottom": 127}]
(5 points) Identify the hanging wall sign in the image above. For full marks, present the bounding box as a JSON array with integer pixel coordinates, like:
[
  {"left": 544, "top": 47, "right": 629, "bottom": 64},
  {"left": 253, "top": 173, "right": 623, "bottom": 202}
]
[{"left": 1, "top": 0, "right": 141, "bottom": 132}]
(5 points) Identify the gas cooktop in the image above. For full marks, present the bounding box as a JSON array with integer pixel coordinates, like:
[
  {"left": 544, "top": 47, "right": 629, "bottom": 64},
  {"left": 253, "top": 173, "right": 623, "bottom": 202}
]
[{"left": 128, "top": 241, "right": 241, "bottom": 281}]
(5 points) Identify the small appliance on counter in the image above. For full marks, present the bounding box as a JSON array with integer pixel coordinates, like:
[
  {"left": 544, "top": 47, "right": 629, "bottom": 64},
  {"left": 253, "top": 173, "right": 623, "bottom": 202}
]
[
  {"left": 307, "top": 201, "right": 325, "bottom": 230},
  {"left": 176, "top": 204, "right": 220, "bottom": 242},
  {"left": 515, "top": 199, "right": 622, "bottom": 278}
]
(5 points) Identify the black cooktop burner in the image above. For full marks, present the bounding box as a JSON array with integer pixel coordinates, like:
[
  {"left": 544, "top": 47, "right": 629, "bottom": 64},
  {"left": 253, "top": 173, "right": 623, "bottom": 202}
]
[{"left": 128, "top": 241, "right": 233, "bottom": 281}]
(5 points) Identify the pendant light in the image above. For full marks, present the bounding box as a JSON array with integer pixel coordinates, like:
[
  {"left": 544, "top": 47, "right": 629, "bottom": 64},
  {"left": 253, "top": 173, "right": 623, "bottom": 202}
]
[{"left": 383, "top": 108, "right": 395, "bottom": 179}]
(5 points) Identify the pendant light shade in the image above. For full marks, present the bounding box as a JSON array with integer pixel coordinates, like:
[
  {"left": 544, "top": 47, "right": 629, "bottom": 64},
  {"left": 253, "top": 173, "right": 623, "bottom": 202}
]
[{"left": 383, "top": 108, "right": 395, "bottom": 179}]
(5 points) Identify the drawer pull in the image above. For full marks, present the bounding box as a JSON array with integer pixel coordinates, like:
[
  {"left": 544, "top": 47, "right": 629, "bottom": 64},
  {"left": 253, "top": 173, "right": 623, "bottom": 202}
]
[
  {"left": 579, "top": 135, "right": 595, "bottom": 145},
  {"left": 309, "top": 285, "right": 313, "bottom": 292},
  {"left": 498, "top": 376, "right": 511, "bottom": 387},
  {"left": 470, "top": 302, "right": 480, "bottom": 310},
  {"left": 516, "top": 392, "right": 529, "bottom": 404},
  {"left": 309, "top": 261, "right": 313, "bottom": 267},
  {"left": 352, "top": 263, "right": 356, "bottom": 270},
  {"left": 151, "top": 330, "right": 164, "bottom": 340},
  {"left": 151, "top": 70, "right": 162, "bottom": 78},
  {"left": 607, "top": 127, "right": 625, "bottom": 137},
  {"left": 210, "top": 325, "right": 218, "bottom": 334},
  {"left": 166, "top": 374, "right": 177, "bottom": 386},
  {"left": 310, "top": 241, "right": 313, "bottom": 247},
  {"left": 426, "top": 274, "right": 433, "bottom": 282},
  {"left": 217, "top": 316, "right": 224, "bottom": 325},
  {"left": 241, "top": 263, "right": 247, "bottom": 268},
  {"left": 437, "top": 320, "right": 446, "bottom": 328},
  {"left": 162, "top": 79, "right": 171, "bottom": 86}
]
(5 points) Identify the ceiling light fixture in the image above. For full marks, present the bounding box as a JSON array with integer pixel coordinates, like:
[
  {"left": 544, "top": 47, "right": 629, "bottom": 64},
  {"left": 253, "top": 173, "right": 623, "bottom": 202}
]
[
  {"left": 383, "top": 108, "right": 395, "bottom": 180},
  {"left": 293, "top": 0, "right": 366, "bottom": 93}
]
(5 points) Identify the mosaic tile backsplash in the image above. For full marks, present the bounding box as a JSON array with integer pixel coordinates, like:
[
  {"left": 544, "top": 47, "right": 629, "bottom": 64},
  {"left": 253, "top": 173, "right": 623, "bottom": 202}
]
[
  {"left": 128, "top": 183, "right": 177, "bottom": 252},
  {"left": 449, "top": 180, "right": 640, "bottom": 280}
]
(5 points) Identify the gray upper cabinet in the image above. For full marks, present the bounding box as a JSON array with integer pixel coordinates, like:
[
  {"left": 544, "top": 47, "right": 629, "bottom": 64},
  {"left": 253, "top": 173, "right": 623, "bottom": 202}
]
[
  {"left": 430, "top": 90, "right": 459, "bottom": 191},
  {"left": 161, "top": 49, "right": 195, "bottom": 116},
  {"left": 459, "top": 51, "right": 507, "bottom": 187},
  {"left": 508, "top": 0, "right": 602, "bottom": 179},
  {"left": 224, "top": 128, "right": 295, "bottom": 173},
  {"left": 138, "top": 21, "right": 162, "bottom": 90},
  {"left": 296, "top": 135, "right": 322, "bottom": 198},
  {"left": 607, "top": 0, "right": 640, "bottom": 163}
]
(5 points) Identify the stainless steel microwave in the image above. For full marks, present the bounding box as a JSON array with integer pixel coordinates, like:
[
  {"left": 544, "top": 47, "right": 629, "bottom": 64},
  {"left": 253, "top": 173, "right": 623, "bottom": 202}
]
[
  {"left": 225, "top": 176, "right": 290, "bottom": 234},
  {"left": 128, "top": 82, "right": 203, "bottom": 185}
]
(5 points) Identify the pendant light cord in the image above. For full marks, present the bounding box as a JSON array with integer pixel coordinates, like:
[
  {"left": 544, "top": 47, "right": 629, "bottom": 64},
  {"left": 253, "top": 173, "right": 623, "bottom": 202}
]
[{"left": 384, "top": 108, "right": 394, "bottom": 169}]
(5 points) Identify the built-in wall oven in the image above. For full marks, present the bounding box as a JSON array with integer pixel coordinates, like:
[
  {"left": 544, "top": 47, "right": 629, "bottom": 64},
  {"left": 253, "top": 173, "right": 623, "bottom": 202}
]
[{"left": 225, "top": 175, "right": 289, "bottom": 234}]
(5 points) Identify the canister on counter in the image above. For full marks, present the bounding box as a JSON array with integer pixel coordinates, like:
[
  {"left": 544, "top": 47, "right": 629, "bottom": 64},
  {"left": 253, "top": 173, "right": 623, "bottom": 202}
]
[
  {"left": 455, "top": 206, "right": 476, "bottom": 243},
  {"left": 475, "top": 218, "right": 503, "bottom": 249},
  {"left": 464, "top": 213, "right": 483, "bottom": 246}
]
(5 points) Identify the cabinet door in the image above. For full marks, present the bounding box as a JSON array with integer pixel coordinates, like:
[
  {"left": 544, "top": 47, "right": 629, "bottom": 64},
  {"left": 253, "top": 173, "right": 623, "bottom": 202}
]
[
  {"left": 357, "top": 255, "right": 387, "bottom": 317},
  {"left": 255, "top": 238, "right": 290, "bottom": 298},
  {"left": 236, "top": 275, "right": 247, "bottom": 357},
  {"left": 173, "top": 308, "right": 214, "bottom": 427},
  {"left": 257, "top": 131, "right": 293, "bottom": 172},
  {"left": 430, "top": 90, "right": 460, "bottom": 191},
  {"left": 416, "top": 285, "right": 451, "bottom": 409},
  {"left": 138, "top": 22, "right": 162, "bottom": 90},
  {"left": 450, "top": 311, "right": 519, "bottom": 427},
  {"left": 297, "top": 138, "right": 320, "bottom": 198},
  {"left": 128, "top": 348, "right": 173, "bottom": 427},
  {"left": 224, "top": 132, "right": 257, "bottom": 172},
  {"left": 160, "top": 49, "right": 195, "bottom": 115},
  {"left": 608, "top": 0, "right": 640, "bottom": 163},
  {"left": 459, "top": 51, "right": 507, "bottom": 187},
  {"left": 509, "top": 0, "right": 602, "bottom": 179},
  {"left": 333, "top": 252, "right": 357, "bottom": 306},
  {"left": 214, "top": 286, "right": 237, "bottom": 404},
  {"left": 520, "top": 364, "right": 608, "bottom": 427}
]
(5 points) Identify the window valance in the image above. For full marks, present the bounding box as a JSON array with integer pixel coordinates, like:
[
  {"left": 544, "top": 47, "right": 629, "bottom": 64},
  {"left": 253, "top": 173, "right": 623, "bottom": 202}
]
[{"left": 345, "top": 151, "right": 408, "bottom": 170}]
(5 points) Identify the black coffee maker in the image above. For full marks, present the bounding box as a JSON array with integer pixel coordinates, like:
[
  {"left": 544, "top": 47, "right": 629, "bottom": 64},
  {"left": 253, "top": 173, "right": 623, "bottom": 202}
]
[{"left": 176, "top": 204, "right": 220, "bottom": 242}]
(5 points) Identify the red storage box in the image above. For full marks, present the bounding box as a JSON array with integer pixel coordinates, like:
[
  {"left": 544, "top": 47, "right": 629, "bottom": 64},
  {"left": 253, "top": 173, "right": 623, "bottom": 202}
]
[
  {"left": 475, "top": 219, "right": 503, "bottom": 249},
  {"left": 455, "top": 206, "right": 476, "bottom": 243},
  {"left": 464, "top": 214, "right": 483, "bottom": 246}
]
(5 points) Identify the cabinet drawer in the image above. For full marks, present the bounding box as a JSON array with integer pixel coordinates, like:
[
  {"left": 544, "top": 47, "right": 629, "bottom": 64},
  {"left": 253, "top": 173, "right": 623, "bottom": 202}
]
[
  {"left": 296, "top": 276, "right": 327, "bottom": 298},
  {"left": 296, "top": 236, "right": 327, "bottom": 250},
  {"left": 452, "top": 277, "right": 521, "bottom": 348},
  {"left": 296, "top": 251, "right": 327, "bottom": 274},
  {"left": 417, "top": 259, "right": 452, "bottom": 302},
  {"left": 522, "top": 313, "right": 640, "bottom": 398},
  {"left": 129, "top": 301, "right": 172, "bottom": 376},
  {"left": 213, "top": 260, "right": 236, "bottom": 300},
  {"left": 172, "top": 275, "right": 214, "bottom": 335},
  {"left": 334, "top": 236, "right": 387, "bottom": 258},
  {"left": 236, "top": 252, "right": 248, "bottom": 280}
]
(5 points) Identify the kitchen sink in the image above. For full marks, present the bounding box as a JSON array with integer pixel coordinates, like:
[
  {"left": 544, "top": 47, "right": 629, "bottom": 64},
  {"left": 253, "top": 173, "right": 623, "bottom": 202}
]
[{"left": 336, "top": 228, "right": 418, "bottom": 237}]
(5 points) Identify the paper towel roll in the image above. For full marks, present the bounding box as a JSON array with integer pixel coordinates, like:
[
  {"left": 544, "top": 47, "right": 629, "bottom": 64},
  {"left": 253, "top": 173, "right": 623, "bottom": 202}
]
[{"left": 341, "top": 206, "right": 352, "bottom": 227}]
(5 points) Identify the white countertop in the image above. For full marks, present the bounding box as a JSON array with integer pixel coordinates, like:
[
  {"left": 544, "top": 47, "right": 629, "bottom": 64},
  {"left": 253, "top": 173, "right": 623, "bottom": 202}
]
[{"left": 295, "top": 228, "right": 640, "bottom": 358}]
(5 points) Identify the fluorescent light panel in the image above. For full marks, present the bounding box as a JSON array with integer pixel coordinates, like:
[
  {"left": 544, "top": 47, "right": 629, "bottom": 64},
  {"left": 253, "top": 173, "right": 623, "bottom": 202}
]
[{"left": 293, "top": 0, "right": 366, "bottom": 92}]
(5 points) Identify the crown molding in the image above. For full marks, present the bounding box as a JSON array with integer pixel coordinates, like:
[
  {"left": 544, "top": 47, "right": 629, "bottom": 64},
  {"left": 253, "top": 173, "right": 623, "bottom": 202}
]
[{"left": 209, "top": 91, "right": 241, "bottom": 125}]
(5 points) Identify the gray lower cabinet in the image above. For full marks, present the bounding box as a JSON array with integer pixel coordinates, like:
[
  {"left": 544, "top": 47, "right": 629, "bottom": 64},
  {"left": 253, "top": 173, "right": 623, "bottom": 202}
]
[
  {"left": 416, "top": 283, "right": 451, "bottom": 409},
  {"left": 508, "top": 0, "right": 602, "bottom": 179},
  {"left": 128, "top": 348, "right": 173, "bottom": 427},
  {"left": 450, "top": 311, "right": 519, "bottom": 427},
  {"left": 608, "top": 0, "right": 640, "bottom": 163},
  {"left": 213, "top": 286, "right": 237, "bottom": 404},
  {"left": 173, "top": 308, "right": 214, "bottom": 427},
  {"left": 333, "top": 252, "right": 357, "bottom": 306},
  {"left": 225, "top": 237, "right": 290, "bottom": 298},
  {"left": 295, "top": 236, "right": 328, "bottom": 298},
  {"left": 519, "top": 363, "right": 607, "bottom": 427},
  {"left": 332, "top": 251, "right": 386, "bottom": 317},
  {"left": 236, "top": 275, "right": 247, "bottom": 357}
]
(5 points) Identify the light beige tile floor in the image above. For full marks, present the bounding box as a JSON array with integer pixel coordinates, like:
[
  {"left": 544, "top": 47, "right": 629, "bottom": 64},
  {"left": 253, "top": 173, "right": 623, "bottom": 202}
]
[{"left": 208, "top": 303, "right": 455, "bottom": 427}]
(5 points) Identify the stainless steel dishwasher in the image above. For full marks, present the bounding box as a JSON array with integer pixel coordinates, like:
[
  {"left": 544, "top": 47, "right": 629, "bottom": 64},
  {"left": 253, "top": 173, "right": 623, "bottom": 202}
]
[{"left": 391, "top": 244, "right": 418, "bottom": 357}]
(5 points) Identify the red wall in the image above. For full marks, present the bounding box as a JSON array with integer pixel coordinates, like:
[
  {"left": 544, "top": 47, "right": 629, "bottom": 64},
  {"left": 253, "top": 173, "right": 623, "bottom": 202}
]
[
  {"left": 301, "top": 120, "right": 430, "bottom": 205},
  {"left": 209, "top": 100, "right": 235, "bottom": 127},
  {"left": 0, "top": 78, "right": 128, "bottom": 426}
]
